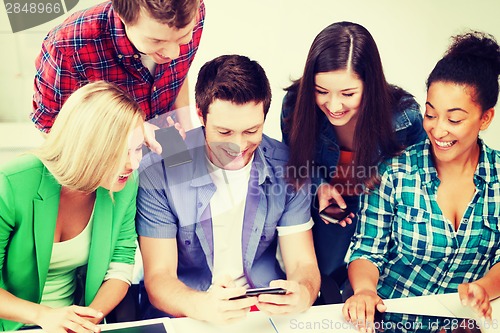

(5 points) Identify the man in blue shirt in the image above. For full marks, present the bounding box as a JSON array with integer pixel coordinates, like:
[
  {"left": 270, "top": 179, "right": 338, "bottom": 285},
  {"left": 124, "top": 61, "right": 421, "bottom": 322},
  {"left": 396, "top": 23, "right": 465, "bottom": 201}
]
[{"left": 136, "top": 55, "right": 320, "bottom": 323}]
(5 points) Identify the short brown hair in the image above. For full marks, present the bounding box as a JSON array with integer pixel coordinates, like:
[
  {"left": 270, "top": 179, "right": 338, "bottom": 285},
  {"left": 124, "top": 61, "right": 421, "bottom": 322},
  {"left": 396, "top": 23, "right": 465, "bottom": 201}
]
[
  {"left": 195, "top": 55, "right": 272, "bottom": 122},
  {"left": 112, "top": 0, "right": 199, "bottom": 28}
]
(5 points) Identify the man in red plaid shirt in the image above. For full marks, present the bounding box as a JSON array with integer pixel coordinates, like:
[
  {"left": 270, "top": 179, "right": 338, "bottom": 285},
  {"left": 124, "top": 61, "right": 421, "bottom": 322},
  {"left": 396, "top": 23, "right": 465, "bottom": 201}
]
[{"left": 32, "top": 0, "right": 205, "bottom": 153}]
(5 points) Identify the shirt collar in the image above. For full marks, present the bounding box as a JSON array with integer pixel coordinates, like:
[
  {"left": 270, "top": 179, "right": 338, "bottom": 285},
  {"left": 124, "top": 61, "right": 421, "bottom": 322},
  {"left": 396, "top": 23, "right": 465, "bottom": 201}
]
[
  {"left": 417, "top": 138, "right": 498, "bottom": 188},
  {"left": 252, "top": 144, "right": 274, "bottom": 185},
  {"left": 474, "top": 138, "right": 498, "bottom": 188},
  {"left": 417, "top": 139, "right": 438, "bottom": 185},
  {"left": 109, "top": 7, "right": 140, "bottom": 61}
]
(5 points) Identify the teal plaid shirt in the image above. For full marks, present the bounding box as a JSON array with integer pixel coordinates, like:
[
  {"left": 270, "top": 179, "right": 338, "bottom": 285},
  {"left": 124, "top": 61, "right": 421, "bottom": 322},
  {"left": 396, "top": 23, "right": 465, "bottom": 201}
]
[{"left": 350, "top": 139, "right": 500, "bottom": 299}]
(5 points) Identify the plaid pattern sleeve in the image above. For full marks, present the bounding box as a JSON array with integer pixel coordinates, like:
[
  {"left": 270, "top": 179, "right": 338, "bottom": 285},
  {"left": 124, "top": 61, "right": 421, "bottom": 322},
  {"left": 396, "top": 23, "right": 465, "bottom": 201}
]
[
  {"left": 349, "top": 139, "right": 500, "bottom": 300},
  {"left": 32, "top": 34, "right": 83, "bottom": 132},
  {"left": 349, "top": 160, "right": 395, "bottom": 272},
  {"left": 31, "top": 0, "right": 205, "bottom": 132},
  {"left": 32, "top": 2, "right": 113, "bottom": 132}
]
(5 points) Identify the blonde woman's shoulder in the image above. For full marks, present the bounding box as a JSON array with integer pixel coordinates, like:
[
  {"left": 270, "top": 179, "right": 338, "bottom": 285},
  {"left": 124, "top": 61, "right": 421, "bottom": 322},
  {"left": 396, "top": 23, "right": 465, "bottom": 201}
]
[{"left": 0, "top": 153, "right": 43, "bottom": 176}]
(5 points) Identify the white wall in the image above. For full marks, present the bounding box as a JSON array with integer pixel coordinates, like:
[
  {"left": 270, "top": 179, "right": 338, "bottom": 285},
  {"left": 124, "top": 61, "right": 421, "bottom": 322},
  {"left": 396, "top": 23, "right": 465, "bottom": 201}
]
[
  {"left": 1, "top": 0, "right": 499, "bottom": 158},
  {"left": 187, "top": 0, "right": 500, "bottom": 149},
  {"left": 0, "top": 0, "right": 100, "bottom": 123}
]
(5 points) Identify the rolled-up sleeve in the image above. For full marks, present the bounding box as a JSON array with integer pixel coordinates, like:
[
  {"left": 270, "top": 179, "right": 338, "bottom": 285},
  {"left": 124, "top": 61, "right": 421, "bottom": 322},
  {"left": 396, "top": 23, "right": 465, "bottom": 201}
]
[
  {"left": 277, "top": 181, "right": 312, "bottom": 228},
  {"left": 32, "top": 36, "right": 81, "bottom": 132},
  {"left": 110, "top": 179, "right": 138, "bottom": 266},
  {"left": 104, "top": 262, "right": 134, "bottom": 285},
  {"left": 136, "top": 162, "right": 178, "bottom": 239}
]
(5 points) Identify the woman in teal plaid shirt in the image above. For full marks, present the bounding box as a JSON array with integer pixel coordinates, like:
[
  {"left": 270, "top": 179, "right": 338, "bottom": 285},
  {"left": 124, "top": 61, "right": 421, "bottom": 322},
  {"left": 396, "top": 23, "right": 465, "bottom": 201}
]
[{"left": 343, "top": 31, "right": 500, "bottom": 331}]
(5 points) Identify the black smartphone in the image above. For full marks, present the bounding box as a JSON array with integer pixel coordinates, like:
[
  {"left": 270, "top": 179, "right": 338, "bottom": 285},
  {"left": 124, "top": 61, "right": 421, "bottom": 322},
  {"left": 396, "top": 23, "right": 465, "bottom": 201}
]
[
  {"left": 143, "top": 126, "right": 192, "bottom": 167},
  {"left": 102, "top": 323, "right": 167, "bottom": 333},
  {"left": 319, "top": 202, "right": 351, "bottom": 223},
  {"left": 229, "top": 287, "right": 287, "bottom": 300}
]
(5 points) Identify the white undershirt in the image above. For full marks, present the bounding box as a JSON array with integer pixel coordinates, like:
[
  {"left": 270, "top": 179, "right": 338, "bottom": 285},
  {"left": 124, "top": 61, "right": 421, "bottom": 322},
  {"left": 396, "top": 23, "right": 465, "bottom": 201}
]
[
  {"left": 207, "top": 154, "right": 253, "bottom": 287},
  {"left": 140, "top": 54, "right": 157, "bottom": 76},
  {"left": 206, "top": 153, "right": 315, "bottom": 287},
  {"left": 40, "top": 208, "right": 134, "bottom": 310},
  {"left": 41, "top": 212, "right": 93, "bottom": 308}
]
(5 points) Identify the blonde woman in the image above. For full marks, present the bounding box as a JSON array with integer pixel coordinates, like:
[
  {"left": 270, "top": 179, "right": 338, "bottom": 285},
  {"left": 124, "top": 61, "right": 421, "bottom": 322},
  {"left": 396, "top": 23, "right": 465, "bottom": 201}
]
[{"left": 0, "top": 81, "right": 145, "bottom": 332}]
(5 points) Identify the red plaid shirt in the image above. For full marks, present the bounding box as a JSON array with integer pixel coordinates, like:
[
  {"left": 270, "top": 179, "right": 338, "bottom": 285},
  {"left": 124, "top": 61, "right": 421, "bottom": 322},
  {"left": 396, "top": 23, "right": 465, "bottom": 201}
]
[{"left": 32, "top": 0, "right": 205, "bottom": 132}]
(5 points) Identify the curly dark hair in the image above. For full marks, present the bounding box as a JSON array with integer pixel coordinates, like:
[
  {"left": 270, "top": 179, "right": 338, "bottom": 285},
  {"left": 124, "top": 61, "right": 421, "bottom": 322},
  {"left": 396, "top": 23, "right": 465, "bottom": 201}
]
[{"left": 427, "top": 31, "right": 500, "bottom": 111}]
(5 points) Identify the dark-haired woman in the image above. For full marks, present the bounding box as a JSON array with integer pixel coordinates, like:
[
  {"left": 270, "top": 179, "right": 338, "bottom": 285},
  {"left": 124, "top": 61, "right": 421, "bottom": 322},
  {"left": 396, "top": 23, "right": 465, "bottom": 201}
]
[
  {"left": 343, "top": 31, "right": 500, "bottom": 330},
  {"left": 281, "top": 21, "right": 426, "bottom": 281}
]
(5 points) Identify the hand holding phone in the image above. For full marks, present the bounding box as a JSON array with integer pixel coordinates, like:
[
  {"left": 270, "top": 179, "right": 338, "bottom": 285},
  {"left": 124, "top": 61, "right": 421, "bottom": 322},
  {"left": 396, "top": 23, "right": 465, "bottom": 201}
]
[
  {"left": 319, "top": 202, "right": 351, "bottom": 224},
  {"left": 143, "top": 126, "right": 192, "bottom": 167},
  {"left": 229, "top": 287, "right": 287, "bottom": 300}
]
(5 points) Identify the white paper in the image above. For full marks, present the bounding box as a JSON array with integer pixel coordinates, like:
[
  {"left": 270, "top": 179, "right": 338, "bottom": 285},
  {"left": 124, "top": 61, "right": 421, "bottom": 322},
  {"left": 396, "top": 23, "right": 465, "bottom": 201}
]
[
  {"left": 270, "top": 304, "right": 359, "bottom": 333},
  {"left": 171, "top": 310, "right": 276, "bottom": 333}
]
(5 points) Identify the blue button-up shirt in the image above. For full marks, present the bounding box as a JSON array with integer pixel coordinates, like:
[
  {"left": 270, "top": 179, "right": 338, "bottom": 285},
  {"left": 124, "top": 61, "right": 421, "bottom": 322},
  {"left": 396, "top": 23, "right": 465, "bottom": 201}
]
[
  {"left": 136, "top": 127, "right": 311, "bottom": 291},
  {"left": 350, "top": 139, "right": 500, "bottom": 299}
]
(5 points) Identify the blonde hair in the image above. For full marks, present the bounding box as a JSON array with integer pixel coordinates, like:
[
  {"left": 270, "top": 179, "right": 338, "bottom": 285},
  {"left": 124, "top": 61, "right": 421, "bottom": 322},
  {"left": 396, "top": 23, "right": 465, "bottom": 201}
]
[{"left": 34, "top": 81, "right": 145, "bottom": 193}]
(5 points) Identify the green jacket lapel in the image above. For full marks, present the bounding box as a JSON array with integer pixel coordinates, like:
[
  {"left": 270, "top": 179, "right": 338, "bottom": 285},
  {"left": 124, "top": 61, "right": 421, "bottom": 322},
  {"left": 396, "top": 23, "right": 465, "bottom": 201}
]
[
  {"left": 33, "top": 167, "right": 60, "bottom": 299},
  {"left": 85, "top": 186, "right": 113, "bottom": 304}
]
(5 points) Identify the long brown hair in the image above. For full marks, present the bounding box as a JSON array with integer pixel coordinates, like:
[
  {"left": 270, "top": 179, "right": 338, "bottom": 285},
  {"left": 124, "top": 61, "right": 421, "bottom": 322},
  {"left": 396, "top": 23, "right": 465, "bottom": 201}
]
[{"left": 285, "top": 21, "right": 404, "bottom": 187}]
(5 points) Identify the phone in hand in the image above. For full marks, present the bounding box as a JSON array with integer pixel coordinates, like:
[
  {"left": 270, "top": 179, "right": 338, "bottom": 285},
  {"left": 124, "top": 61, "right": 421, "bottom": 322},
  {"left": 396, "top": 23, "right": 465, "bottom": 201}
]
[
  {"left": 319, "top": 202, "right": 351, "bottom": 224},
  {"left": 229, "top": 287, "right": 287, "bottom": 300},
  {"left": 143, "top": 126, "right": 192, "bottom": 167}
]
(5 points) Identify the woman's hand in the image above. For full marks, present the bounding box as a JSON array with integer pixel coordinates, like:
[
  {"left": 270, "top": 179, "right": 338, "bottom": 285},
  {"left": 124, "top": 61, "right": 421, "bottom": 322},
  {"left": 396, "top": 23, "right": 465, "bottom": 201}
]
[
  {"left": 458, "top": 282, "right": 492, "bottom": 321},
  {"left": 317, "top": 183, "right": 355, "bottom": 227},
  {"left": 35, "top": 305, "right": 103, "bottom": 333},
  {"left": 342, "top": 290, "right": 386, "bottom": 332}
]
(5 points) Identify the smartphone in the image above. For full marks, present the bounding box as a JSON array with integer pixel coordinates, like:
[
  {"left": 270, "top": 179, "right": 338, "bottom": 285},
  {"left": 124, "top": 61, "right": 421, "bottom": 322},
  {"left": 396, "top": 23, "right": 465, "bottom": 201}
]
[
  {"left": 319, "top": 202, "right": 351, "bottom": 224},
  {"left": 229, "top": 287, "right": 287, "bottom": 300},
  {"left": 143, "top": 126, "right": 192, "bottom": 167},
  {"left": 103, "top": 323, "right": 167, "bottom": 333}
]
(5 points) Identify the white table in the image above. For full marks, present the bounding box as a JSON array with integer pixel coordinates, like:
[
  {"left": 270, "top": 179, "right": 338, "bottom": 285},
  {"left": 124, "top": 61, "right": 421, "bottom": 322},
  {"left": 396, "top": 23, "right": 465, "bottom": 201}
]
[
  {"left": 16, "top": 294, "right": 499, "bottom": 333},
  {"left": 270, "top": 294, "right": 500, "bottom": 333}
]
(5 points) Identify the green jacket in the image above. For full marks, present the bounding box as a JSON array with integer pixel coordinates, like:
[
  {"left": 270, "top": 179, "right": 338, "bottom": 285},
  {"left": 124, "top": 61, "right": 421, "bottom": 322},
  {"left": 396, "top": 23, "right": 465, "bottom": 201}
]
[{"left": 0, "top": 154, "right": 137, "bottom": 331}]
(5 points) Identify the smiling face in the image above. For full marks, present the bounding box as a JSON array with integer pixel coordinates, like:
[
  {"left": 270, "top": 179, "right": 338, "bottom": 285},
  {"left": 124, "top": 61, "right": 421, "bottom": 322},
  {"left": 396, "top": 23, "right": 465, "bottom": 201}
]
[
  {"left": 102, "top": 124, "right": 145, "bottom": 192},
  {"left": 314, "top": 69, "right": 364, "bottom": 127},
  {"left": 424, "top": 81, "right": 494, "bottom": 165},
  {"left": 198, "top": 100, "right": 264, "bottom": 170},
  {"left": 122, "top": 9, "right": 195, "bottom": 65}
]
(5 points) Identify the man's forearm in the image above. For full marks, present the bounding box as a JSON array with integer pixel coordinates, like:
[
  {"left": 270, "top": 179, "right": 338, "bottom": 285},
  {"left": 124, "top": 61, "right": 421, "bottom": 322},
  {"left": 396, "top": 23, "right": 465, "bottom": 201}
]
[
  {"left": 146, "top": 273, "right": 208, "bottom": 320},
  {"left": 172, "top": 78, "right": 193, "bottom": 131},
  {"left": 287, "top": 262, "right": 321, "bottom": 306}
]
